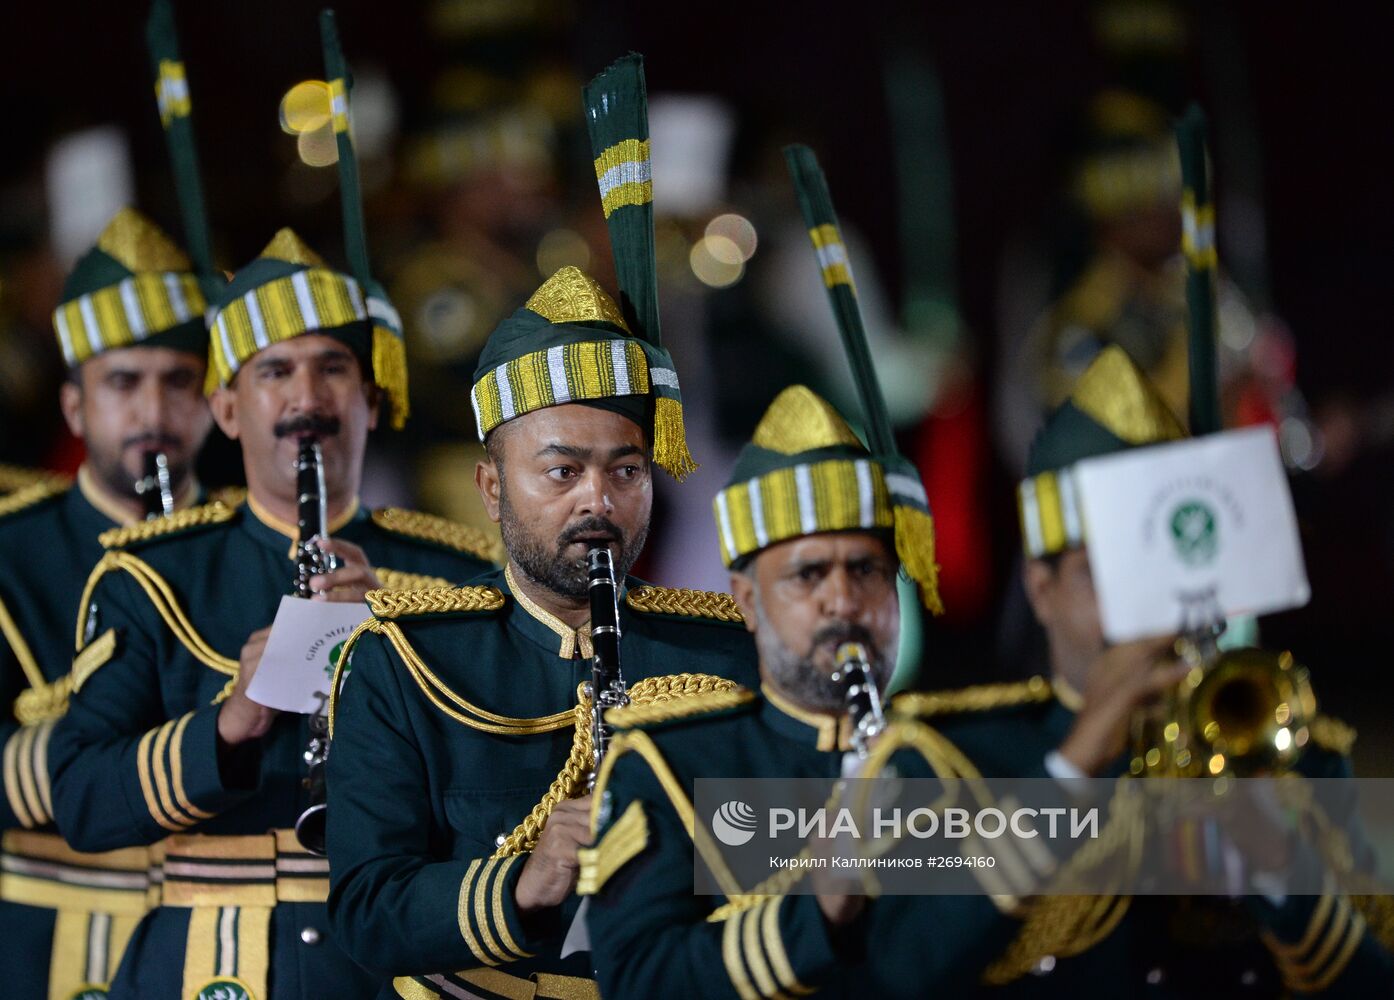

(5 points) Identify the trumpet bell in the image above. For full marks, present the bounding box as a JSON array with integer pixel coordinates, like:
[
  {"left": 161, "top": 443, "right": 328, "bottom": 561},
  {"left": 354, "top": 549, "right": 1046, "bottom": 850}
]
[{"left": 1185, "top": 647, "right": 1315, "bottom": 775}]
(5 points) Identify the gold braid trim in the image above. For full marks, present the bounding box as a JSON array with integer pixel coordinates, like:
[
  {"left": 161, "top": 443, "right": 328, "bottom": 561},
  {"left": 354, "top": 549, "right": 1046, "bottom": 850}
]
[
  {"left": 328, "top": 617, "right": 379, "bottom": 739},
  {"left": 0, "top": 464, "right": 68, "bottom": 494},
  {"left": 14, "top": 678, "right": 69, "bottom": 726},
  {"left": 625, "top": 586, "right": 744, "bottom": 623},
  {"left": 892, "top": 676, "right": 1053, "bottom": 719},
  {"left": 76, "top": 552, "right": 238, "bottom": 684},
  {"left": 371, "top": 508, "right": 502, "bottom": 564},
  {"left": 0, "top": 479, "right": 68, "bottom": 519},
  {"left": 375, "top": 568, "right": 458, "bottom": 593},
  {"left": 1309, "top": 714, "right": 1357, "bottom": 757},
  {"left": 208, "top": 485, "right": 247, "bottom": 508},
  {"left": 496, "top": 674, "right": 744, "bottom": 859},
  {"left": 605, "top": 685, "right": 755, "bottom": 729},
  {"left": 98, "top": 498, "right": 236, "bottom": 549},
  {"left": 0, "top": 592, "right": 45, "bottom": 691},
  {"left": 365, "top": 585, "right": 505, "bottom": 620}
]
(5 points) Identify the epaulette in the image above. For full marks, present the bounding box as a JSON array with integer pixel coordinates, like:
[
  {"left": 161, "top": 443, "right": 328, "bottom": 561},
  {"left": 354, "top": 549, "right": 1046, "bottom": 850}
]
[
  {"left": 98, "top": 498, "right": 238, "bottom": 549},
  {"left": 0, "top": 464, "right": 69, "bottom": 496},
  {"left": 625, "top": 585, "right": 744, "bottom": 624},
  {"left": 1308, "top": 714, "right": 1357, "bottom": 757},
  {"left": 605, "top": 687, "right": 756, "bottom": 730},
  {"left": 366, "top": 585, "right": 505, "bottom": 620},
  {"left": 376, "top": 568, "right": 458, "bottom": 593},
  {"left": 893, "top": 676, "right": 1053, "bottom": 719},
  {"left": 0, "top": 478, "right": 69, "bottom": 521},
  {"left": 371, "top": 507, "right": 501, "bottom": 564}
]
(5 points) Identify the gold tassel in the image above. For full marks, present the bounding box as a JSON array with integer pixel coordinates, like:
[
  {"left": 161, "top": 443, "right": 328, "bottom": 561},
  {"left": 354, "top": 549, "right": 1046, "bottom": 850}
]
[
  {"left": 894, "top": 504, "right": 944, "bottom": 615},
  {"left": 372, "top": 324, "right": 410, "bottom": 430},
  {"left": 652, "top": 396, "right": 697, "bottom": 481}
]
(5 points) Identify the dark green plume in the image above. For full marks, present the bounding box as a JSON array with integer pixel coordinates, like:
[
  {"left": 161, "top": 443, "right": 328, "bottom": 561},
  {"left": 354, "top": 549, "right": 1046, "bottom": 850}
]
[
  {"left": 319, "top": 9, "right": 371, "bottom": 289},
  {"left": 144, "top": 0, "right": 218, "bottom": 301},
  {"left": 582, "top": 53, "right": 661, "bottom": 348},
  {"left": 1176, "top": 103, "right": 1220, "bottom": 436}
]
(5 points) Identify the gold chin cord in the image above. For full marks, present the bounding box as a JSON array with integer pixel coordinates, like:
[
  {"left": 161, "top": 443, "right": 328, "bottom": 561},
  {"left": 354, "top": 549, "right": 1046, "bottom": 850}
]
[{"left": 1131, "top": 624, "right": 1316, "bottom": 778}]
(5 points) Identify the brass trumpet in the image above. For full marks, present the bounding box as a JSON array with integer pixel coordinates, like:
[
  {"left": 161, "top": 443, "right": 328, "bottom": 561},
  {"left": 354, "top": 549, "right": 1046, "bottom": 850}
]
[{"left": 1132, "top": 632, "right": 1315, "bottom": 778}]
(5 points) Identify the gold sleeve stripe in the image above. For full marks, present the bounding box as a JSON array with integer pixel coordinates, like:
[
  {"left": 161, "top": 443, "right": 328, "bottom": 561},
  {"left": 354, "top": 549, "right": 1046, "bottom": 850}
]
[
  {"left": 721, "top": 909, "right": 760, "bottom": 1000},
  {"left": 1266, "top": 889, "right": 1336, "bottom": 958},
  {"left": 490, "top": 854, "right": 533, "bottom": 960},
  {"left": 30, "top": 720, "right": 54, "bottom": 821},
  {"left": 1281, "top": 896, "right": 1352, "bottom": 979},
  {"left": 473, "top": 856, "right": 516, "bottom": 964},
  {"left": 457, "top": 859, "right": 497, "bottom": 966},
  {"left": 741, "top": 898, "right": 787, "bottom": 999},
  {"left": 136, "top": 727, "right": 181, "bottom": 831},
  {"left": 3, "top": 726, "right": 35, "bottom": 828},
  {"left": 149, "top": 719, "right": 191, "bottom": 829},
  {"left": 761, "top": 896, "right": 815, "bottom": 996},
  {"left": 137, "top": 723, "right": 195, "bottom": 831},
  {"left": 576, "top": 799, "right": 648, "bottom": 896},
  {"left": 169, "top": 712, "right": 215, "bottom": 821},
  {"left": 1302, "top": 911, "right": 1367, "bottom": 993},
  {"left": 14, "top": 724, "right": 45, "bottom": 827}
]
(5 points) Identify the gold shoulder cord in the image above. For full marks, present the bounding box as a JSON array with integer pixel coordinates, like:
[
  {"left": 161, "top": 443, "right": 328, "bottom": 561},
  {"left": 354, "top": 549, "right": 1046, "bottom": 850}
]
[
  {"left": 76, "top": 552, "right": 239, "bottom": 701},
  {"left": 892, "top": 676, "right": 1052, "bottom": 718},
  {"left": 625, "top": 586, "right": 745, "bottom": 623},
  {"left": 0, "top": 478, "right": 68, "bottom": 519},
  {"left": 0, "top": 592, "right": 45, "bottom": 692},
  {"left": 370, "top": 508, "right": 502, "bottom": 565},
  {"left": 97, "top": 499, "right": 236, "bottom": 549},
  {"left": 0, "top": 464, "right": 69, "bottom": 495}
]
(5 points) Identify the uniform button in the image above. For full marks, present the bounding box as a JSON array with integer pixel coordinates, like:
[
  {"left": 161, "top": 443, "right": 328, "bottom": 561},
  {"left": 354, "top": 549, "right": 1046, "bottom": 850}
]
[
  {"left": 1030, "top": 956, "right": 1056, "bottom": 976},
  {"left": 1145, "top": 968, "right": 1164, "bottom": 985},
  {"left": 495, "top": 833, "right": 507, "bottom": 847},
  {"left": 300, "top": 927, "right": 322, "bottom": 945}
]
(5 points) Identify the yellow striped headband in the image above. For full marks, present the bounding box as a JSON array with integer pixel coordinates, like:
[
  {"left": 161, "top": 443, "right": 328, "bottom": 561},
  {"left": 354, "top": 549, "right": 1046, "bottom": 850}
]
[
  {"left": 713, "top": 457, "right": 895, "bottom": 568},
  {"left": 53, "top": 272, "right": 206, "bottom": 368},
  {"left": 470, "top": 338, "right": 668, "bottom": 439},
  {"left": 207, "top": 267, "right": 399, "bottom": 387},
  {"left": 1017, "top": 468, "right": 1085, "bottom": 559}
]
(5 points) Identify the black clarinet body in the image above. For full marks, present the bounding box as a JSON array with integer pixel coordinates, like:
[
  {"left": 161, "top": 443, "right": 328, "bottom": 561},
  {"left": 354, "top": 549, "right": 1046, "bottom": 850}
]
[
  {"left": 586, "top": 546, "right": 628, "bottom": 786},
  {"left": 135, "top": 451, "right": 175, "bottom": 520},
  {"left": 293, "top": 437, "right": 337, "bottom": 854},
  {"left": 832, "top": 642, "right": 886, "bottom": 758}
]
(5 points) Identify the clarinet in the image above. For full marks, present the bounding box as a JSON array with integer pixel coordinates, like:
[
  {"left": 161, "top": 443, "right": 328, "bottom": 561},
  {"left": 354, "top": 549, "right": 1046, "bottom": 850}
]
[
  {"left": 832, "top": 642, "right": 886, "bottom": 758},
  {"left": 585, "top": 546, "right": 628, "bottom": 789},
  {"left": 293, "top": 438, "right": 339, "bottom": 855},
  {"left": 134, "top": 451, "right": 175, "bottom": 519}
]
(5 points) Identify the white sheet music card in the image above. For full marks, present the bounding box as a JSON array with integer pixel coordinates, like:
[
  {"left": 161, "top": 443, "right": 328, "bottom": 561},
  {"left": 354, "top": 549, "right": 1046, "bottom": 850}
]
[
  {"left": 246, "top": 596, "right": 367, "bottom": 714},
  {"left": 1073, "top": 426, "right": 1310, "bottom": 644}
]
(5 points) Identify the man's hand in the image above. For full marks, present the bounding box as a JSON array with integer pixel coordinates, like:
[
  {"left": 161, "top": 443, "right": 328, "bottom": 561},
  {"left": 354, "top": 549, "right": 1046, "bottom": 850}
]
[
  {"left": 217, "top": 626, "right": 279, "bottom": 746},
  {"left": 515, "top": 796, "right": 593, "bottom": 915},
  {"left": 311, "top": 539, "right": 381, "bottom": 603},
  {"left": 1057, "top": 636, "right": 1189, "bottom": 776}
]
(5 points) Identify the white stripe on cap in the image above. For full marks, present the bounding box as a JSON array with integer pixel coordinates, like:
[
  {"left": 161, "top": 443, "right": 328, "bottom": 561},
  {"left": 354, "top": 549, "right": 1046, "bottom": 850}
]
[
  {"left": 54, "top": 309, "right": 77, "bottom": 367},
  {"left": 1018, "top": 478, "right": 1044, "bottom": 558},
  {"left": 365, "top": 293, "right": 397, "bottom": 330},
  {"left": 245, "top": 292, "right": 270, "bottom": 350},
  {"left": 494, "top": 362, "right": 516, "bottom": 421},
  {"left": 611, "top": 340, "right": 631, "bottom": 395},
  {"left": 77, "top": 295, "right": 103, "bottom": 359},
  {"left": 118, "top": 279, "right": 148, "bottom": 340},
  {"left": 715, "top": 490, "right": 738, "bottom": 565},
  {"left": 290, "top": 270, "right": 320, "bottom": 331},
  {"left": 649, "top": 367, "right": 679, "bottom": 390},
  {"left": 748, "top": 477, "right": 769, "bottom": 548},
  {"left": 547, "top": 345, "right": 571, "bottom": 403},
  {"left": 814, "top": 241, "right": 849, "bottom": 271},
  {"left": 164, "top": 273, "right": 192, "bottom": 323},
  {"left": 854, "top": 460, "right": 875, "bottom": 528},
  {"left": 216, "top": 313, "right": 239, "bottom": 379},
  {"left": 794, "top": 464, "right": 818, "bottom": 536},
  {"left": 469, "top": 386, "right": 485, "bottom": 441},
  {"left": 596, "top": 158, "right": 652, "bottom": 200}
]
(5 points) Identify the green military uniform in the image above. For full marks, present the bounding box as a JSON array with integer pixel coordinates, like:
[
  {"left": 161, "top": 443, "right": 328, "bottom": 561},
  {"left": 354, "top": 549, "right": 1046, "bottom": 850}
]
[
  {"left": 325, "top": 52, "right": 751, "bottom": 999},
  {"left": 1, "top": 196, "right": 218, "bottom": 999},
  {"left": 886, "top": 344, "right": 1394, "bottom": 995},
  {"left": 327, "top": 570, "right": 759, "bottom": 998},
  {"left": 47, "top": 498, "right": 495, "bottom": 1000},
  {"left": 46, "top": 14, "right": 488, "bottom": 998}
]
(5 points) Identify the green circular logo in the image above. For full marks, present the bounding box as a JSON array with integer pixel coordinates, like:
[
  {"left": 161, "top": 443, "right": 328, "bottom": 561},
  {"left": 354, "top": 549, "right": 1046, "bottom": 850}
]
[
  {"left": 1169, "top": 500, "right": 1218, "bottom": 566},
  {"left": 326, "top": 638, "right": 346, "bottom": 679},
  {"left": 194, "top": 979, "right": 253, "bottom": 1000}
]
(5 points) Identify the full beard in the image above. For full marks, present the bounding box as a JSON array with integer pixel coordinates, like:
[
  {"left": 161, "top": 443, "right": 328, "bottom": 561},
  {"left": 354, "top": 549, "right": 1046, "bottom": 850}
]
[
  {"left": 499, "top": 489, "right": 650, "bottom": 601},
  {"left": 753, "top": 598, "right": 892, "bottom": 713}
]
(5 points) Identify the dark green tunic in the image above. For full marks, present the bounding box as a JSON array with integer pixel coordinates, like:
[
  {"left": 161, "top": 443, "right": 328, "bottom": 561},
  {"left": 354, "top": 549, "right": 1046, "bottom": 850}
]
[
  {"left": 47, "top": 501, "right": 494, "bottom": 1000},
  {"left": 325, "top": 567, "right": 760, "bottom": 999}
]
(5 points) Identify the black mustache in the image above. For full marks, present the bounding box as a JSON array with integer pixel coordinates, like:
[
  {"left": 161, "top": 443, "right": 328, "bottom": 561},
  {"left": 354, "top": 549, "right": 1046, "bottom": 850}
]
[
  {"left": 811, "top": 622, "right": 876, "bottom": 655},
  {"left": 559, "top": 517, "right": 624, "bottom": 549},
  {"left": 123, "top": 433, "right": 181, "bottom": 451},
  {"left": 274, "top": 414, "right": 340, "bottom": 439}
]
